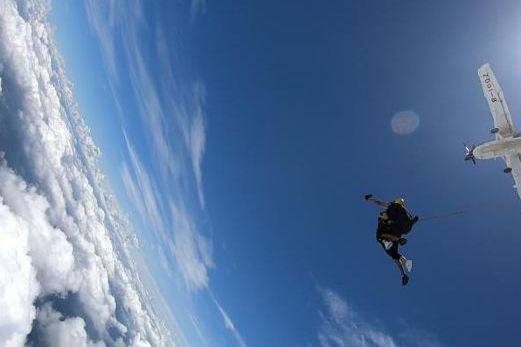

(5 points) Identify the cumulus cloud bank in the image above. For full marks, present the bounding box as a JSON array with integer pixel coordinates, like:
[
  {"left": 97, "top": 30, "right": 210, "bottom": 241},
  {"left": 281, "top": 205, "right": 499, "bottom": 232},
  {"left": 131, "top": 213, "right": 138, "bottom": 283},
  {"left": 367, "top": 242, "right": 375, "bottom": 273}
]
[{"left": 0, "top": 1, "right": 174, "bottom": 345}]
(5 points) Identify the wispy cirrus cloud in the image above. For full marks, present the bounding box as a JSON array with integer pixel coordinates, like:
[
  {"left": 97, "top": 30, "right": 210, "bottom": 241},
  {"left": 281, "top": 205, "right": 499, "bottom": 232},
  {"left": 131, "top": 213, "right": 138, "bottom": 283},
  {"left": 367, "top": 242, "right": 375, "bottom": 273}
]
[
  {"left": 84, "top": 0, "right": 121, "bottom": 83},
  {"left": 188, "top": 82, "right": 207, "bottom": 208},
  {"left": 212, "top": 296, "right": 249, "bottom": 347},
  {"left": 315, "top": 288, "right": 445, "bottom": 347},
  {"left": 84, "top": 0, "right": 213, "bottom": 294},
  {"left": 83, "top": 2, "right": 251, "bottom": 347},
  {"left": 317, "top": 288, "right": 397, "bottom": 347},
  {"left": 121, "top": 132, "right": 165, "bottom": 235},
  {"left": 120, "top": 134, "right": 213, "bottom": 292},
  {"left": 85, "top": 0, "right": 208, "bottom": 199},
  {"left": 168, "top": 201, "right": 214, "bottom": 291}
]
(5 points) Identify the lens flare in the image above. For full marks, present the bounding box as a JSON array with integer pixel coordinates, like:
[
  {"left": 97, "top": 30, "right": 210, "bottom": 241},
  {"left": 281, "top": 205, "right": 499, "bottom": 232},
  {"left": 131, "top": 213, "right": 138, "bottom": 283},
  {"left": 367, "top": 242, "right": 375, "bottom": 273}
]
[{"left": 391, "top": 110, "right": 420, "bottom": 135}]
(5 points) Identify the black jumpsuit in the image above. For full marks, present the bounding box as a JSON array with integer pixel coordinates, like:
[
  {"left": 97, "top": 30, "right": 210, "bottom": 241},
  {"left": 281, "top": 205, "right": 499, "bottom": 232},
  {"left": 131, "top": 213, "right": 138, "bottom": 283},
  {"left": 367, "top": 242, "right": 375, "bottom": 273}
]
[{"left": 376, "top": 214, "right": 401, "bottom": 260}]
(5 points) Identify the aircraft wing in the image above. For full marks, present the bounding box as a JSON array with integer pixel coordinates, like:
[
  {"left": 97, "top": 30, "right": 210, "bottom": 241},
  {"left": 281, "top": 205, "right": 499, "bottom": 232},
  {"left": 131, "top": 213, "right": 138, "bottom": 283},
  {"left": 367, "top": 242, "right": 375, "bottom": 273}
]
[
  {"left": 478, "top": 64, "right": 516, "bottom": 138},
  {"left": 504, "top": 153, "right": 521, "bottom": 199}
]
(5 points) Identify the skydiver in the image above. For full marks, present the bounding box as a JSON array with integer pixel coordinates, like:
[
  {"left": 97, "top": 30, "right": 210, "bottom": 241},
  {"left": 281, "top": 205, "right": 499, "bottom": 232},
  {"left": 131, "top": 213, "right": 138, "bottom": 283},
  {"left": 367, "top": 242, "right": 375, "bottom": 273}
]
[{"left": 365, "top": 194, "right": 419, "bottom": 286}]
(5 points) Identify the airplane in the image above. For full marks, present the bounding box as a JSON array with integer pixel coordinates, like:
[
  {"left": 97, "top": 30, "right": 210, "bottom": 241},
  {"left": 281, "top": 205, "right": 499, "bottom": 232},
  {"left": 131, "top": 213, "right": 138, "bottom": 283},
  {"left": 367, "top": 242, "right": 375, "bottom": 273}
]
[{"left": 464, "top": 63, "right": 521, "bottom": 199}]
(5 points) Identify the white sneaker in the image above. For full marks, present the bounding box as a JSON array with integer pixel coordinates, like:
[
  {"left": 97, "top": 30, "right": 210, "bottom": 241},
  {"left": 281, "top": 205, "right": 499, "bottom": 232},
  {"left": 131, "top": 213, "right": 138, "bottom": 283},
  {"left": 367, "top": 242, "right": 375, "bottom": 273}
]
[
  {"left": 382, "top": 240, "right": 393, "bottom": 250},
  {"left": 405, "top": 260, "right": 413, "bottom": 272}
]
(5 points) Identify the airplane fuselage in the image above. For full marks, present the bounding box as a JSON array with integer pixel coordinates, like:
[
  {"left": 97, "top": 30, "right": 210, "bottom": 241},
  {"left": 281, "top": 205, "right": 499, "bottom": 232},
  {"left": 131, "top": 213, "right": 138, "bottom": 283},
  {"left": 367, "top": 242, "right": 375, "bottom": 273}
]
[{"left": 474, "top": 135, "right": 521, "bottom": 160}]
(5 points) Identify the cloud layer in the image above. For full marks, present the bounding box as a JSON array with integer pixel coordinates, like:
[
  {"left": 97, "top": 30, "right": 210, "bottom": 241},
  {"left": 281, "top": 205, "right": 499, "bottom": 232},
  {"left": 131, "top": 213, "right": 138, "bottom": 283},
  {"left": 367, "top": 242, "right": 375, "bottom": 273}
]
[{"left": 0, "top": 1, "right": 175, "bottom": 345}]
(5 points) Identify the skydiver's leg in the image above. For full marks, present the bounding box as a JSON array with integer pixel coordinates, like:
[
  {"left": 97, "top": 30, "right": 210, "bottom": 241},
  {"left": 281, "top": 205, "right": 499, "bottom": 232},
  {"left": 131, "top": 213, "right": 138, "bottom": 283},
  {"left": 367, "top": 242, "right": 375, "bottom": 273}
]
[
  {"left": 399, "top": 256, "right": 413, "bottom": 273},
  {"left": 394, "top": 259, "right": 406, "bottom": 276},
  {"left": 385, "top": 243, "right": 409, "bottom": 286}
]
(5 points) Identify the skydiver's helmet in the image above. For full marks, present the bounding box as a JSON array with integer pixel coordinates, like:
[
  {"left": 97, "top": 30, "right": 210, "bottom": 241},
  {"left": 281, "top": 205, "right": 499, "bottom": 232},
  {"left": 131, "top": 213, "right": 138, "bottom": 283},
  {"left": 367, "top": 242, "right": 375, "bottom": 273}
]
[{"left": 394, "top": 198, "right": 405, "bottom": 206}]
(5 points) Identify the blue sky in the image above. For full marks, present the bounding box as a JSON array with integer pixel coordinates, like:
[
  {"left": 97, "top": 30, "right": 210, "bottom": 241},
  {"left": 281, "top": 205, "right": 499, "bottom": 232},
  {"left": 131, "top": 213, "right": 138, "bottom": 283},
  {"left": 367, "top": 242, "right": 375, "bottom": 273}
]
[{"left": 47, "top": 0, "right": 521, "bottom": 346}]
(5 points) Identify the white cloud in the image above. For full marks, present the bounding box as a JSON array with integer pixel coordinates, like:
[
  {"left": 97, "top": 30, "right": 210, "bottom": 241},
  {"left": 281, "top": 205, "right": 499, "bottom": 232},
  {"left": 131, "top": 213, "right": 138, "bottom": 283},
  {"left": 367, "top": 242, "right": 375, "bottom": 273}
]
[
  {"left": 0, "top": 1, "right": 175, "bottom": 345},
  {"left": 37, "top": 304, "right": 105, "bottom": 347},
  {"left": 84, "top": 0, "right": 209, "bottom": 210},
  {"left": 212, "top": 297, "right": 248, "bottom": 347},
  {"left": 187, "top": 313, "right": 209, "bottom": 347},
  {"left": 120, "top": 135, "right": 214, "bottom": 292},
  {"left": 315, "top": 288, "right": 446, "bottom": 347},
  {"left": 317, "top": 288, "right": 397, "bottom": 347},
  {"left": 0, "top": 159, "right": 78, "bottom": 295},
  {"left": 169, "top": 202, "right": 214, "bottom": 291},
  {"left": 84, "top": 0, "right": 213, "bottom": 293},
  {"left": 0, "top": 189, "right": 39, "bottom": 347},
  {"left": 125, "top": 35, "right": 177, "bottom": 179},
  {"left": 189, "top": 83, "right": 207, "bottom": 208},
  {"left": 121, "top": 133, "right": 165, "bottom": 235},
  {"left": 82, "top": 2, "right": 249, "bottom": 347},
  {"left": 84, "top": 0, "right": 121, "bottom": 83}
]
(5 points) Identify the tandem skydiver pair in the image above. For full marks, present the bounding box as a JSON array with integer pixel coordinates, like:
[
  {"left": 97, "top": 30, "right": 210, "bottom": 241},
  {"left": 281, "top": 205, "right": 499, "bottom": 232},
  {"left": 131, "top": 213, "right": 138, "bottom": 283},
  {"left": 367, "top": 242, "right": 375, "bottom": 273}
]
[{"left": 365, "top": 194, "right": 419, "bottom": 286}]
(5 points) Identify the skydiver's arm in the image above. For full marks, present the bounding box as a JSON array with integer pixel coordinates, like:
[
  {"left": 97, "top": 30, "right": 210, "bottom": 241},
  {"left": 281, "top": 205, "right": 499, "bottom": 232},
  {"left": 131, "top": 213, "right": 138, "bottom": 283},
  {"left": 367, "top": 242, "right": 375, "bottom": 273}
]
[{"left": 364, "top": 194, "right": 390, "bottom": 208}]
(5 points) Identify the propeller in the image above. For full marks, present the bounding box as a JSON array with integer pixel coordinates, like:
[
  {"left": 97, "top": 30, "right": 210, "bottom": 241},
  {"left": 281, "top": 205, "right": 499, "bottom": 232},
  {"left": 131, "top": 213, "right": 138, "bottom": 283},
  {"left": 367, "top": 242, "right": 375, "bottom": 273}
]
[{"left": 464, "top": 143, "right": 476, "bottom": 165}]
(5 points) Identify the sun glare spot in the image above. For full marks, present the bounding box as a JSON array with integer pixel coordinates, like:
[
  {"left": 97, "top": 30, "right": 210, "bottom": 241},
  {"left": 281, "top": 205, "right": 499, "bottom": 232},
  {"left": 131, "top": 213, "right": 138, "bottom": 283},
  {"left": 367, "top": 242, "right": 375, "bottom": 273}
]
[{"left": 391, "top": 110, "right": 420, "bottom": 135}]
